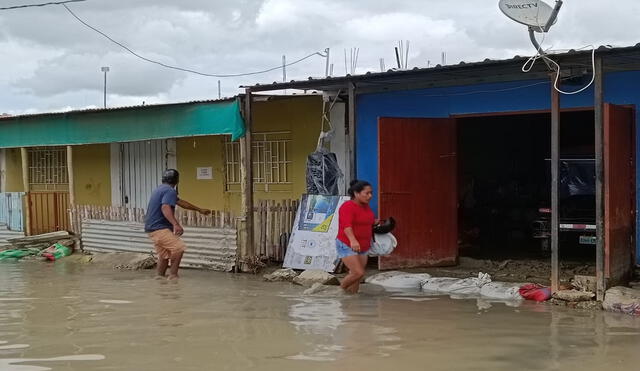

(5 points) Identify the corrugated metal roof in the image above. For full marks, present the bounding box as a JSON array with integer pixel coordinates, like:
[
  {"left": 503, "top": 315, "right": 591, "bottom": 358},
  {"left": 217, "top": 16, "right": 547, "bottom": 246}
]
[
  {"left": 244, "top": 44, "right": 640, "bottom": 92},
  {"left": 0, "top": 97, "right": 238, "bottom": 122},
  {"left": 0, "top": 227, "right": 24, "bottom": 248}
]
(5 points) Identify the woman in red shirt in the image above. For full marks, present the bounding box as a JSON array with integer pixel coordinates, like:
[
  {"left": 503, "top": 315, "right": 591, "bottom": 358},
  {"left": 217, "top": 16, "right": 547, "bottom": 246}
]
[{"left": 336, "top": 180, "right": 375, "bottom": 293}]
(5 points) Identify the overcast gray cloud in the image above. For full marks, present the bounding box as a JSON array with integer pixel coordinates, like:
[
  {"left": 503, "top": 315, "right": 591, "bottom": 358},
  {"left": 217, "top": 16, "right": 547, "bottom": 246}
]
[{"left": 0, "top": 0, "right": 638, "bottom": 114}]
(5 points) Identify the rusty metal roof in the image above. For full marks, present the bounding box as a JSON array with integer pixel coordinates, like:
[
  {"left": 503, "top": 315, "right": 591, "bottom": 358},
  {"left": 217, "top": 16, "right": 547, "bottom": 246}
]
[{"left": 244, "top": 44, "right": 640, "bottom": 93}]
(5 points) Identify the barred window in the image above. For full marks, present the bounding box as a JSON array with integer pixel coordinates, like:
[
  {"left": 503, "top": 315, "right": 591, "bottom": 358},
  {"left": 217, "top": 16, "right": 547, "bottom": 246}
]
[
  {"left": 28, "top": 147, "right": 69, "bottom": 191},
  {"left": 225, "top": 132, "right": 292, "bottom": 191}
]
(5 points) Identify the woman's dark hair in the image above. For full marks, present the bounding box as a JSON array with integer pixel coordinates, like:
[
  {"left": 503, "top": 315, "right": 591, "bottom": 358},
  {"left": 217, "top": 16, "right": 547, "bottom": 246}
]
[{"left": 348, "top": 179, "right": 371, "bottom": 198}]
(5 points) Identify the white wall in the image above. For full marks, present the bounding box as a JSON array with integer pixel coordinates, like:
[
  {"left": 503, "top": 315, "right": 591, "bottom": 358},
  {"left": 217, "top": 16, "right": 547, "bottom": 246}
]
[{"left": 328, "top": 101, "right": 350, "bottom": 194}]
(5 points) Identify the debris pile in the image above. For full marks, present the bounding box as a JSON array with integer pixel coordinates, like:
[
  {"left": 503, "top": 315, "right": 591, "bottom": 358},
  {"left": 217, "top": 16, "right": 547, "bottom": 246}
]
[
  {"left": 88, "top": 252, "right": 156, "bottom": 270},
  {"left": 263, "top": 268, "right": 299, "bottom": 283},
  {"left": 292, "top": 269, "right": 340, "bottom": 287},
  {"left": 0, "top": 231, "right": 78, "bottom": 262}
]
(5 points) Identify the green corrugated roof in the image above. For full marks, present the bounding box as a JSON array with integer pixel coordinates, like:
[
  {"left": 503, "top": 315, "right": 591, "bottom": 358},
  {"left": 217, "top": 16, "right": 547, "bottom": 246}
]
[{"left": 0, "top": 99, "right": 245, "bottom": 148}]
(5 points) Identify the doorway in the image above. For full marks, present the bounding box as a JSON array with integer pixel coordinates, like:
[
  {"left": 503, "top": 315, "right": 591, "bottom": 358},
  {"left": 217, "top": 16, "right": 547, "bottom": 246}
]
[
  {"left": 111, "top": 139, "right": 177, "bottom": 209},
  {"left": 377, "top": 107, "right": 635, "bottom": 283}
]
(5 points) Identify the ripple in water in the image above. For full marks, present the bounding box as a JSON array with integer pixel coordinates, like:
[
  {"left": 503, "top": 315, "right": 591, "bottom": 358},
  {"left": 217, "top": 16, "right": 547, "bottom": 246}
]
[
  {"left": 0, "top": 354, "right": 105, "bottom": 371},
  {"left": 98, "top": 300, "right": 133, "bottom": 304}
]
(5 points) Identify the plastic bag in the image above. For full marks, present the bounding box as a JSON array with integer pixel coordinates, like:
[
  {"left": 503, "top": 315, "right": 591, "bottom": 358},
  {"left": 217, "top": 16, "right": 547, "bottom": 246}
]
[
  {"left": 41, "top": 243, "right": 72, "bottom": 261},
  {"left": 367, "top": 233, "right": 397, "bottom": 256},
  {"left": 306, "top": 149, "right": 343, "bottom": 195},
  {"left": 480, "top": 282, "right": 524, "bottom": 301},
  {"left": 0, "top": 248, "right": 40, "bottom": 261},
  {"left": 365, "top": 271, "right": 431, "bottom": 290},
  {"left": 519, "top": 283, "right": 552, "bottom": 302}
]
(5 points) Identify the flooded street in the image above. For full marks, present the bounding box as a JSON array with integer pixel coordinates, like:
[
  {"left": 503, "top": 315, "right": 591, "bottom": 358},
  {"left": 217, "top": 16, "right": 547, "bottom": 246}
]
[{"left": 1, "top": 261, "right": 640, "bottom": 371}]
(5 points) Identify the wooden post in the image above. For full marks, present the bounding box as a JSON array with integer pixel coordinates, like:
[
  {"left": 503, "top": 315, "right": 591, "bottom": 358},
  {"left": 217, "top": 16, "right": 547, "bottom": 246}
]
[
  {"left": 594, "top": 56, "right": 606, "bottom": 301},
  {"left": 550, "top": 76, "right": 560, "bottom": 293},
  {"left": 347, "top": 81, "right": 357, "bottom": 182},
  {"left": 20, "top": 147, "right": 31, "bottom": 235},
  {"left": 240, "top": 92, "right": 255, "bottom": 267},
  {"left": 66, "top": 146, "right": 76, "bottom": 233},
  {"left": 266, "top": 200, "right": 273, "bottom": 258},
  {"left": 0, "top": 149, "right": 6, "bottom": 192}
]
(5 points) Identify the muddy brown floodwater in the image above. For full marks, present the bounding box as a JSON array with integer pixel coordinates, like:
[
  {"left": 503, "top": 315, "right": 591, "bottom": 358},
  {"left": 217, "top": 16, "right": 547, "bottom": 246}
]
[{"left": 1, "top": 260, "right": 640, "bottom": 371}]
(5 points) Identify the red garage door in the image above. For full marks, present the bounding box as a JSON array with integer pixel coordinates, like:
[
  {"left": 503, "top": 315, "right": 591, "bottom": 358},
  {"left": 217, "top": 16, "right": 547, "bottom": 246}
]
[{"left": 378, "top": 117, "right": 458, "bottom": 270}]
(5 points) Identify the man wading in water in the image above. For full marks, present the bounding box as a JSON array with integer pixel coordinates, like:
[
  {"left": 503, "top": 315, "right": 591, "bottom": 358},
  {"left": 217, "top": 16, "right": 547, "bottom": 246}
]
[{"left": 145, "top": 169, "right": 210, "bottom": 280}]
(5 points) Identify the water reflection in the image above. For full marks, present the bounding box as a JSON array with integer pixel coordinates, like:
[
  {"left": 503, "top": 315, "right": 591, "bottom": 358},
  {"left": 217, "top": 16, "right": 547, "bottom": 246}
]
[
  {"left": 0, "top": 262, "right": 639, "bottom": 370},
  {"left": 287, "top": 297, "right": 346, "bottom": 361},
  {"left": 287, "top": 292, "right": 405, "bottom": 361}
]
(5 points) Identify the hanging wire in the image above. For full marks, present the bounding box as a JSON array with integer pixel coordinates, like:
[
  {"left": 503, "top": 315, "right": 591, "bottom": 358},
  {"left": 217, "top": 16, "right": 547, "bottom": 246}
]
[
  {"left": 62, "top": 4, "right": 326, "bottom": 78},
  {"left": 0, "top": 0, "right": 84, "bottom": 11},
  {"left": 520, "top": 4, "right": 596, "bottom": 95}
]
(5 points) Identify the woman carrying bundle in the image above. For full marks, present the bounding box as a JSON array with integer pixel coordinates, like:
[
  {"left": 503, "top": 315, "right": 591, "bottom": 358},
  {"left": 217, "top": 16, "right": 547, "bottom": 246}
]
[{"left": 336, "top": 180, "right": 375, "bottom": 294}]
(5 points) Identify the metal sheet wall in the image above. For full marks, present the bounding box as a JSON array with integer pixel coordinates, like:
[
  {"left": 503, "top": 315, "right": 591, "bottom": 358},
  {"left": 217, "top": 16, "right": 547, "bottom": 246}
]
[
  {"left": 120, "top": 140, "right": 166, "bottom": 209},
  {"left": 82, "top": 220, "right": 237, "bottom": 271},
  {"left": 604, "top": 104, "right": 635, "bottom": 283},
  {"left": 0, "top": 192, "right": 25, "bottom": 231}
]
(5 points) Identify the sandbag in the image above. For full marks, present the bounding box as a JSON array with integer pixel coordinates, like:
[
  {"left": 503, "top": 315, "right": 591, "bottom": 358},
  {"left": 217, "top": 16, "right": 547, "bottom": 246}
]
[
  {"left": 421, "top": 273, "right": 491, "bottom": 296},
  {"left": 420, "top": 277, "right": 463, "bottom": 293},
  {"left": 480, "top": 282, "right": 523, "bottom": 300},
  {"left": 603, "top": 287, "right": 640, "bottom": 316},
  {"left": 365, "top": 271, "right": 431, "bottom": 290}
]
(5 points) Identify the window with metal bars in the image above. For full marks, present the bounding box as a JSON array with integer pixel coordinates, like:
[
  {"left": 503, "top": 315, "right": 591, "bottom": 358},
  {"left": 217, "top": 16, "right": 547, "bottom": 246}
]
[
  {"left": 28, "top": 147, "right": 69, "bottom": 192},
  {"left": 225, "top": 132, "right": 292, "bottom": 191}
]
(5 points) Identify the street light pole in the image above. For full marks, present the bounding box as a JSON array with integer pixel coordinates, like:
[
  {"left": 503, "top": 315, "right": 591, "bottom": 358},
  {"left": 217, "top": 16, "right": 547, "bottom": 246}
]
[{"left": 101, "top": 66, "right": 109, "bottom": 108}]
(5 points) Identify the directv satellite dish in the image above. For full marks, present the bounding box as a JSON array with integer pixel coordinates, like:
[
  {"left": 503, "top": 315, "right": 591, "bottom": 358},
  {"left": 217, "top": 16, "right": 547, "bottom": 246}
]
[{"left": 498, "top": 0, "right": 563, "bottom": 33}]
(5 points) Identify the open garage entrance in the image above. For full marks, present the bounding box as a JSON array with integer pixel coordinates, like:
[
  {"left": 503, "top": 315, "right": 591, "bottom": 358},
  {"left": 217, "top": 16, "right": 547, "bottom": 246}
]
[
  {"left": 377, "top": 106, "right": 635, "bottom": 285},
  {"left": 457, "top": 110, "right": 595, "bottom": 261}
]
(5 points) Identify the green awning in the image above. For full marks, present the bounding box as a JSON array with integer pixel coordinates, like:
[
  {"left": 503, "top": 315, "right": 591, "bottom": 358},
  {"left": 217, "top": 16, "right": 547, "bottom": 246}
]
[{"left": 0, "top": 99, "right": 246, "bottom": 148}]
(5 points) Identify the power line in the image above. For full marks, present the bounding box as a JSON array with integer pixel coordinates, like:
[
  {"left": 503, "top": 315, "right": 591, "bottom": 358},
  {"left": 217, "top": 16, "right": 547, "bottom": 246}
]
[
  {"left": 62, "top": 4, "right": 325, "bottom": 78},
  {"left": 361, "top": 80, "right": 551, "bottom": 98},
  {"left": 0, "top": 0, "right": 85, "bottom": 11}
]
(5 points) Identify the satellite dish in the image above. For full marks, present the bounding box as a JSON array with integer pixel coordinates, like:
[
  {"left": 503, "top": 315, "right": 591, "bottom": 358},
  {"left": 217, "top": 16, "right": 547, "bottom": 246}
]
[{"left": 498, "top": 0, "right": 560, "bottom": 32}]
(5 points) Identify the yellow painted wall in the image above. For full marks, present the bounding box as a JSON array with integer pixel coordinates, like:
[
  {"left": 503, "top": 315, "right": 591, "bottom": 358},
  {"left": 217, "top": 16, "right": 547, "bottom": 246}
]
[
  {"left": 176, "top": 95, "right": 322, "bottom": 213},
  {"left": 4, "top": 148, "right": 24, "bottom": 192},
  {"left": 176, "top": 136, "right": 228, "bottom": 210},
  {"left": 251, "top": 95, "right": 322, "bottom": 204},
  {"left": 72, "top": 144, "right": 111, "bottom": 205}
]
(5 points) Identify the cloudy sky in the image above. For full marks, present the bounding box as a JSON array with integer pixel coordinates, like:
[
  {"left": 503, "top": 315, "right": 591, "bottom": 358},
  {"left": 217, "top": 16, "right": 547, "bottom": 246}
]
[{"left": 0, "top": 0, "right": 637, "bottom": 114}]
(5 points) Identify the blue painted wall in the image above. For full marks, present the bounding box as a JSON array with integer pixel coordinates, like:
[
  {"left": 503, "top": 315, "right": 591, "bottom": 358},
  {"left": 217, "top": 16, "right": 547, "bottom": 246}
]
[{"left": 356, "top": 71, "right": 640, "bottom": 265}]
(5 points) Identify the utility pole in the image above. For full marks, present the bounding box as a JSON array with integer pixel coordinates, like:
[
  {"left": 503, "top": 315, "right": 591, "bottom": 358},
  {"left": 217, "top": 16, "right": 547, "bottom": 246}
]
[
  {"left": 282, "top": 55, "right": 286, "bottom": 82},
  {"left": 324, "top": 48, "right": 331, "bottom": 77},
  {"left": 101, "top": 66, "right": 110, "bottom": 108}
]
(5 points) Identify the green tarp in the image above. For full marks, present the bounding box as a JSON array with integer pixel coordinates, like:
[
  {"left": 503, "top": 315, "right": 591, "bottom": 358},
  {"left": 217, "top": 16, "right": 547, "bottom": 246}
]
[{"left": 0, "top": 99, "right": 245, "bottom": 148}]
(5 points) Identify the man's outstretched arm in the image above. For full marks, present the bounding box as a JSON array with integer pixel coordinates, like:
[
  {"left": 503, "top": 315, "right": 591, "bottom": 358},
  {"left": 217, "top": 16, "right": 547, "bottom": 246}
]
[{"left": 177, "top": 199, "right": 211, "bottom": 215}]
